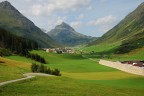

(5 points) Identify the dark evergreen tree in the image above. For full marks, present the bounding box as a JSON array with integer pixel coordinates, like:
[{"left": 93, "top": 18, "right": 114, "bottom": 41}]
[
  {"left": 31, "top": 63, "right": 61, "bottom": 76},
  {"left": 52, "top": 69, "right": 61, "bottom": 76},
  {"left": 37, "top": 64, "right": 45, "bottom": 73},
  {"left": 31, "top": 63, "right": 38, "bottom": 72},
  {"left": 46, "top": 68, "right": 52, "bottom": 74},
  {"left": 0, "top": 27, "right": 38, "bottom": 56}
]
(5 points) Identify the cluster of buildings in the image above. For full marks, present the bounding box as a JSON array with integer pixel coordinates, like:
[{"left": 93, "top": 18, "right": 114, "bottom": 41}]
[
  {"left": 121, "top": 60, "right": 144, "bottom": 67},
  {"left": 45, "top": 48, "right": 75, "bottom": 54}
]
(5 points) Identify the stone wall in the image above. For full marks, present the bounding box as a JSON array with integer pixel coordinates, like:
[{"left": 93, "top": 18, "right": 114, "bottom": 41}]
[{"left": 99, "top": 60, "right": 144, "bottom": 76}]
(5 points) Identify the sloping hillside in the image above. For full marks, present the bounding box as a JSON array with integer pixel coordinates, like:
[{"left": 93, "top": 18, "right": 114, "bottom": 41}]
[
  {"left": 0, "top": 57, "right": 30, "bottom": 82},
  {"left": 0, "top": 1, "right": 59, "bottom": 48},
  {"left": 0, "top": 27, "right": 38, "bottom": 56},
  {"left": 90, "top": 2, "right": 144, "bottom": 45}
]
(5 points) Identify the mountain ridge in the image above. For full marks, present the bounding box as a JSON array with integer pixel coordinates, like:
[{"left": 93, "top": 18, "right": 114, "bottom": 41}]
[
  {"left": 0, "top": 1, "right": 59, "bottom": 48},
  {"left": 47, "top": 22, "right": 97, "bottom": 46},
  {"left": 90, "top": 2, "right": 144, "bottom": 46}
]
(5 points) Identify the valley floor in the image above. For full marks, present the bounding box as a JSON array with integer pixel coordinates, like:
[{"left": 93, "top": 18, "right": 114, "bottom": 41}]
[{"left": 0, "top": 50, "right": 144, "bottom": 96}]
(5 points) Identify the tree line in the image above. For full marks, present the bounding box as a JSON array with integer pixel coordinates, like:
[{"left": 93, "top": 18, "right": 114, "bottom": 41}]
[
  {"left": 0, "top": 27, "right": 46, "bottom": 64},
  {"left": 115, "top": 33, "right": 144, "bottom": 54},
  {"left": 0, "top": 27, "right": 38, "bottom": 55},
  {"left": 0, "top": 48, "right": 11, "bottom": 56},
  {"left": 31, "top": 63, "right": 61, "bottom": 76},
  {"left": 26, "top": 53, "right": 46, "bottom": 64}
]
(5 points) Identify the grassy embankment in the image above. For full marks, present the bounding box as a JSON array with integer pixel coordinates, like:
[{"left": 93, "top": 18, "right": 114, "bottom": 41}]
[
  {"left": 0, "top": 50, "right": 144, "bottom": 96},
  {"left": 82, "top": 41, "right": 144, "bottom": 61},
  {"left": 0, "top": 57, "right": 30, "bottom": 82}
]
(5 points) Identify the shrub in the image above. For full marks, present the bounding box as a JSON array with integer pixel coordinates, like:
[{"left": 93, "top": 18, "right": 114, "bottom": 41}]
[
  {"left": 31, "top": 63, "right": 61, "bottom": 76},
  {"left": 27, "top": 53, "right": 46, "bottom": 64},
  {"left": 0, "top": 48, "right": 11, "bottom": 56},
  {"left": 46, "top": 68, "right": 52, "bottom": 74},
  {"left": 31, "top": 63, "right": 38, "bottom": 72},
  {"left": 52, "top": 69, "right": 61, "bottom": 76}
]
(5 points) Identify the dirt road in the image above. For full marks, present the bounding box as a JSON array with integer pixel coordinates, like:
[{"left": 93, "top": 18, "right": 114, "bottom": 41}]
[{"left": 0, "top": 73, "right": 53, "bottom": 86}]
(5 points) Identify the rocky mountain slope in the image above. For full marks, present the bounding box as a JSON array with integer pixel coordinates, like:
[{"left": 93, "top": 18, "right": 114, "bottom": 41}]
[{"left": 47, "top": 22, "right": 97, "bottom": 46}]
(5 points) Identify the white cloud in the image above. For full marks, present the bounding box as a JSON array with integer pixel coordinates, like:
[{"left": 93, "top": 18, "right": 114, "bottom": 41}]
[
  {"left": 47, "top": 16, "right": 67, "bottom": 31},
  {"left": 98, "top": 25, "right": 111, "bottom": 32},
  {"left": 88, "top": 15, "right": 116, "bottom": 26},
  {"left": 55, "top": 16, "right": 67, "bottom": 25},
  {"left": 31, "top": 4, "right": 42, "bottom": 16},
  {"left": 30, "top": 0, "right": 91, "bottom": 16},
  {"left": 71, "top": 21, "right": 83, "bottom": 29},
  {"left": 88, "top": 15, "right": 117, "bottom": 32}
]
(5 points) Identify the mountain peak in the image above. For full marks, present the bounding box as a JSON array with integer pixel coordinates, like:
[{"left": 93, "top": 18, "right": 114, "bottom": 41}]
[
  {"left": 0, "top": 1, "right": 12, "bottom": 7},
  {"left": 47, "top": 22, "right": 96, "bottom": 46},
  {"left": 61, "top": 22, "right": 68, "bottom": 25},
  {"left": 59, "top": 22, "right": 71, "bottom": 27},
  {"left": 140, "top": 2, "right": 144, "bottom": 6},
  {"left": 0, "top": 1, "right": 17, "bottom": 11},
  {"left": 0, "top": 1, "right": 10, "bottom": 4},
  {"left": 90, "top": 2, "right": 144, "bottom": 46},
  {"left": 137, "top": 2, "right": 144, "bottom": 11},
  {"left": 55, "top": 22, "right": 75, "bottom": 32},
  {"left": 0, "top": 0, "right": 59, "bottom": 47}
]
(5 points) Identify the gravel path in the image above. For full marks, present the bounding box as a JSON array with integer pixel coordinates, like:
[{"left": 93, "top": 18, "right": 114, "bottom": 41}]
[{"left": 0, "top": 73, "right": 53, "bottom": 86}]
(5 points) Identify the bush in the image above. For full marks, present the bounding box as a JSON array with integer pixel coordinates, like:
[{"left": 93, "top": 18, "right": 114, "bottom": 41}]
[
  {"left": 115, "top": 35, "right": 144, "bottom": 54},
  {"left": 52, "top": 69, "right": 61, "bottom": 76},
  {"left": 27, "top": 53, "right": 46, "bottom": 64},
  {"left": 46, "top": 68, "right": 52, "bottom": 74},
  {"left": 31, "top": 63, "right": 38, "bottom": 72},
  {"left": 37, "top": 64, "right": 45, "bottom": 73},
  {"left": 0, "top": 48, "right": 11, "bottom": 56},
  {"left": 31, "top": 63, "right": 61, "bottom": 76}
]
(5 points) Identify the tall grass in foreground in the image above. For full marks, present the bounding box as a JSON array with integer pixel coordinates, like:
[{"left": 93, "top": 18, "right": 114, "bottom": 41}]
[{"left": 0, "top": 77, "right": 144, "bottom": 96}]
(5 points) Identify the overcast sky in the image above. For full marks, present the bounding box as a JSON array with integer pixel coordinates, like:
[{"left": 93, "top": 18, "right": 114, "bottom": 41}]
[{"left": 1, "top": 0, "right": 144, "bottom": 37}]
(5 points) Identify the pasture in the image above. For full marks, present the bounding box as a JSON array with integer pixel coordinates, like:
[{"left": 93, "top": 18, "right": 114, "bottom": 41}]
[
  {"left": 0, "top": 50, "right": 144, "bottom": 96},
  {"left": 0, "top": 57, "right": 30, "bottom": 82}
]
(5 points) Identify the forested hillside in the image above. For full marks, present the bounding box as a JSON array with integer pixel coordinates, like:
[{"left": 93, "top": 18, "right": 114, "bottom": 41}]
[
  {"left": 0, "top": 1, "right": 59, "bottom": 48},
  {"left": 0, "top": 27, "right": 38, "bottom": 56}
]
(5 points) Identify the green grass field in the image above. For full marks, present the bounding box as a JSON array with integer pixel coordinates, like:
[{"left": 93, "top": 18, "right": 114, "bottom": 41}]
[
  {"left": 0, "top": 57, "right": 30, "bottom": 82},
  {"left": 111, "top": 47, "right": 144, "bottom": 61},
  {"left": 0, "top": 50, "right": 144, "bottom": 96},
  {"left": 81, "top": 42, "right": 120, "bottom": 53},
  {"left": 82, "top": 47, "right": 144, "bottom": 62},
  {"left": 0, "top": 76, "right": 144, "bottom": 96}
]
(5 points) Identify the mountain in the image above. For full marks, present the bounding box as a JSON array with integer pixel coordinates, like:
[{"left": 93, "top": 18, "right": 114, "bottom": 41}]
[
  {"left": 115, "top": 31, "right": 144, "bottom": 54},
  {"left": 0, "top": 27, "right": 38, "bottom": 56},
  {"left": 90, "top": 2, "right": 144, "bottom": 46},
  {"left": 0, "top": 1, "right": 58, "bottom": 48},
  {"left": 47, "top": 22, "right": 97, "bottom": 46}
]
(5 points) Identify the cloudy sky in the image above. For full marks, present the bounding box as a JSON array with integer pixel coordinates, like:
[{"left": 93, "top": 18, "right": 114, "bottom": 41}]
[{"left": 1, "top": 0, "right": 144, "bottom": 37}]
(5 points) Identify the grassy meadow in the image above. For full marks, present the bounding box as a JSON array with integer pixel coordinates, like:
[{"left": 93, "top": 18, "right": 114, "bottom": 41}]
[
  {"left": 0, "top": 50, "right": 144, "bottom": 96},
  {"left": 82, "top": 41, "right": 144, "bottom": 61},
  {"left": 111, "top": 47, "right": 144, "bottom": 61},
  {"left": 0, "top": 57, "right": 30, "bottom": 82},
  {"left": 82, "top": 42, "right": 121, "bottom": 53},
  {"left": 0, "top": 76, "right": 144, "bottom": 96}
]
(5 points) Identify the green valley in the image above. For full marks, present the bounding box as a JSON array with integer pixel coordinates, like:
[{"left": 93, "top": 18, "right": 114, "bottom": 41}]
[
  {"left": 0, "top": 0, "right": 144, "bottom": 96},
  {"left": 0, "top": 50, "right": 144, "bottom": 96}
]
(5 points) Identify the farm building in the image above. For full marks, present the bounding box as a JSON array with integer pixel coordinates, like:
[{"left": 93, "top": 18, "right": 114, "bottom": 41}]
[{"left": 121, "top": 60, "right": 144, "bottom": 67}]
